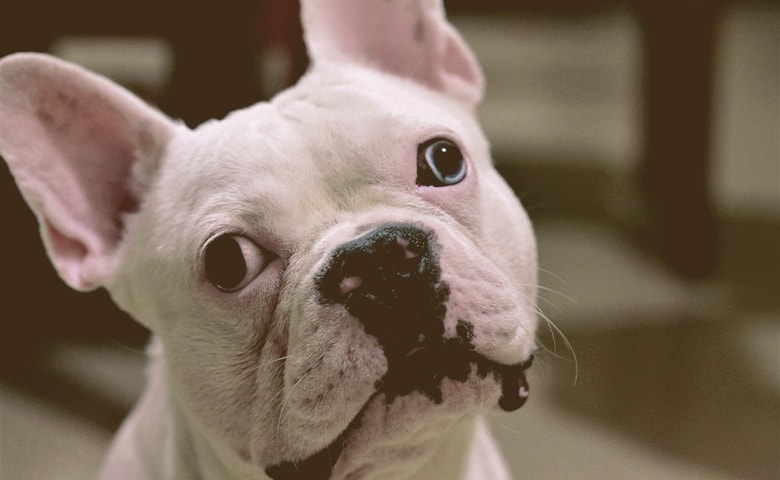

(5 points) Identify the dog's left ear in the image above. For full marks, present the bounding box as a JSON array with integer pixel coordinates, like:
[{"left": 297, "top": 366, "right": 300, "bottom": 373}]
[
  {"left": 0, "top": 53, "right": 176, "bottom": 291},
  {"left": 301, "top": 0, "right": 484, "bottom": 106}
]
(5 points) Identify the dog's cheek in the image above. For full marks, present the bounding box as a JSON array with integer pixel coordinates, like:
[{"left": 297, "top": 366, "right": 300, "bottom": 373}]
[
  {"left": 114, "top": 233, "right": 287, "bottom": 459},
  {"left": 431, "top": 221, "right": 537, "bottom": 366},
  {"left": 161, "top": 299, "right": 297, "bottom": 465},
  {"left": 171, "top": 270, "right": 289, "bottom": 439},
  {"left": 442, "top": 263, "right": 534, "bottom": 365},
  {"left": 416, "top": 162, "right": 481, "bottom": 233},
  {"left": 478, "top": 168, "right": 538, "bottom": 298},
  {"left": 270, "top": 253, "right": 386, "bottom": 457},
  {"left": 279, "top": 298, "right": 387, "bottom": 456},
  {"left": 472, "top": 170, "right": 539, "bottom": 359}
]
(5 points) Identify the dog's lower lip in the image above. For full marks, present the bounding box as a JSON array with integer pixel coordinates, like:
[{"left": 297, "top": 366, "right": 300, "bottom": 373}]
[{"left": 495, "top": 354, "right": 534, "bottom": 412}]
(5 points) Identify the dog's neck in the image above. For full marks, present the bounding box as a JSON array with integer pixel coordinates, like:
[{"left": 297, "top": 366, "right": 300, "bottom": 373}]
[{"left": 98, "top": 338, "right": 269, "bottom": 480}]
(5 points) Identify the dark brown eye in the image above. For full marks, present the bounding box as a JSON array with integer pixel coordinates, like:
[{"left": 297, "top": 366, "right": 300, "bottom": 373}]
[
  {"left": 204, "top": 234, "right": 269, "bottom": 291},
  {"left": 417, "top": 139, "right": 466, "bottom": 187}
]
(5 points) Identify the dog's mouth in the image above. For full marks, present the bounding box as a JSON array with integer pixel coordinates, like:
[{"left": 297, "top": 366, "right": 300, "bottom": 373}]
[{"left": 264, "top": 340, "right": 534, "bottom": 480}]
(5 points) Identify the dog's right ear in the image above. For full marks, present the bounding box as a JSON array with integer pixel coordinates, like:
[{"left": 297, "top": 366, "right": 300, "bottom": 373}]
[
  {"left": 301, "top": 0, "right": 484, "bottom": 106},
  {"left": 0, "top": 53, "right": 177, "bottom": 291}
]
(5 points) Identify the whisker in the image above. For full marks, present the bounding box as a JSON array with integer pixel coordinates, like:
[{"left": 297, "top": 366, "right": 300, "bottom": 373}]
[
  {"left": 536, "top": 293, "right": 562, "bottom": 314},
  {"left": 538, "top": 316, "right": 578, "bottom": 387},
  {"left": 535, "top": 275, "right": 579, "bottom": 386},
  {"left": 538, "top": 266, "right": 567, "bottom": 285},
  {"left": 529, "top": 351, "right": 552, "bottom": 381},
  {"left": 262, "top": 354, "right": 294, "bottom": 367},
  {"left": 509, "top": 300, "right": 576, "bottom": 388},
  {"left": 517, "top": 281, "right": 578, "bottom": 306},
  {"left": 405, "top": 53, "right": 425, "bottom": 83},
  {"left": 519, "top": 278, "right": 579, "bottom": 387},
  {"left": 535, "top": 305, "right": 560, "bottom": 354},
  {"left": 536, "top": 285, "right": 577, "bottom": 305}
]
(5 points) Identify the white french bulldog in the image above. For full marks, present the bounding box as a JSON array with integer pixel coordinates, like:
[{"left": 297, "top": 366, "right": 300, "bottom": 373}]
[{"left": 0, "top": 0, "right": 538, "bottom": 479}]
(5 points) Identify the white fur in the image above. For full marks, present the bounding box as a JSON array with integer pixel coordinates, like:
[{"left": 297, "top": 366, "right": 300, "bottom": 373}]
[{"left": 0, "top": 1, "right": 537, "bottom": 479}]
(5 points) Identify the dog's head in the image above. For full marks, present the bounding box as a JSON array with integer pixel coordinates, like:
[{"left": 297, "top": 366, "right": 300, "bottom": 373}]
[{"left": 0, "top": 1, "right": 537, "bottom": 478}]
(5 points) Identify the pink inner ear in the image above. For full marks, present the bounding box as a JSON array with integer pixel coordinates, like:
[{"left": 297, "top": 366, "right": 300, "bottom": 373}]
[
  {"left": 0, "top": 53, "right": 174, "bottom": 291},
  {"left": 45, "top": 220, "right": 89, "bottom": 262},
  {"left": 302, "top": 0, "right": 484, "bottom": 105},
  {"left": 43, "top": 219, "right": 93, "bottom": 287},
  {"left": 17, "top": 87, "right": 142, "bottom": 285}
]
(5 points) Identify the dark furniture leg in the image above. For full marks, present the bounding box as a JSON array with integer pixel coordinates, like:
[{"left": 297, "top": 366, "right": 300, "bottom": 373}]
[{"left": 635, "top": 1, "right": 722, "bottom": 278}]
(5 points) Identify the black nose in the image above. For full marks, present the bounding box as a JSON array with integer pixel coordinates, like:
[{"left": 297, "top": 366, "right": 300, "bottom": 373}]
[{"left": 315, "top": 223, "right": 449, "bottom": 353}]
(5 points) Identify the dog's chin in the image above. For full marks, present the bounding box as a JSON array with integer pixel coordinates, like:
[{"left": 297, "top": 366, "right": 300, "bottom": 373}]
[{"left": 265, "top": 355, "right": 533, "bottom": 480}]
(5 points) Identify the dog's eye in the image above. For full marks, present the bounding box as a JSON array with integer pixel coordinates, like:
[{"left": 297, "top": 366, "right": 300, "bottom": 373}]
[
  {"left": 417, "top": 139, "right": 467, "bottom": 187},
  {"left": 204, "top": 234, "right": 269, "bottom": 291}
]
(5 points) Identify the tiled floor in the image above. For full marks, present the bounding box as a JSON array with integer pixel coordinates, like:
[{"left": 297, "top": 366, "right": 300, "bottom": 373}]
[{"left": 2, "top": 4, "right": 778, "bottom": 480}]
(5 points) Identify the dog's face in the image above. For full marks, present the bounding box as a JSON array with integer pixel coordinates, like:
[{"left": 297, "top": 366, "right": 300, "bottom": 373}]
[
  {"left": 0, "top": 1, "right": 537, "bottom": 478},
  {"left": 118, "top": 64, "right": 538, "bottom": 476}
]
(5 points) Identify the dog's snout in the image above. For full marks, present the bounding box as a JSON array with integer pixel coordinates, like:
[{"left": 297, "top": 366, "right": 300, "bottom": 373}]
[
  {"left": 316, "top": 224, "right": 449, "bottom": 351},
  {"left": 314, "top": 225, "right": 535, "bottom": 411}
]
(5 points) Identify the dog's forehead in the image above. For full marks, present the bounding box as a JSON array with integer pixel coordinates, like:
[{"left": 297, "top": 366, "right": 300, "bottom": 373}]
[
  {"left": 200, "top": 65, "right": 473, "bottom": 161},
  {"left": 156, "top": 67, "right": 476, "bottom": 248}
]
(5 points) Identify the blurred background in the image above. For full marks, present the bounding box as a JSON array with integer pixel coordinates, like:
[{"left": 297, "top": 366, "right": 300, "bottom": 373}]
[{"left": 1, "top": 1, "right": 778, "bottom": 478}]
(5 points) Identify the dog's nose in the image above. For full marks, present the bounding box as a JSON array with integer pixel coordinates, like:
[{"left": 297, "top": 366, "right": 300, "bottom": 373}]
[{"left": 315, "top": 223, "right": 449, "bottom": 353}]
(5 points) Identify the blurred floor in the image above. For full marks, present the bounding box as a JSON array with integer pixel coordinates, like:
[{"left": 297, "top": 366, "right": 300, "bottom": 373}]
[{"left": 2, "top": 4, "right": 778, "bottom": 480}]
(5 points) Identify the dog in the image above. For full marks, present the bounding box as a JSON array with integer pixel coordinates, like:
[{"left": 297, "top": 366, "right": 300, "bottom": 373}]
[{"left": 0, "top": 0, "right": 538, "bottom": 478}]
